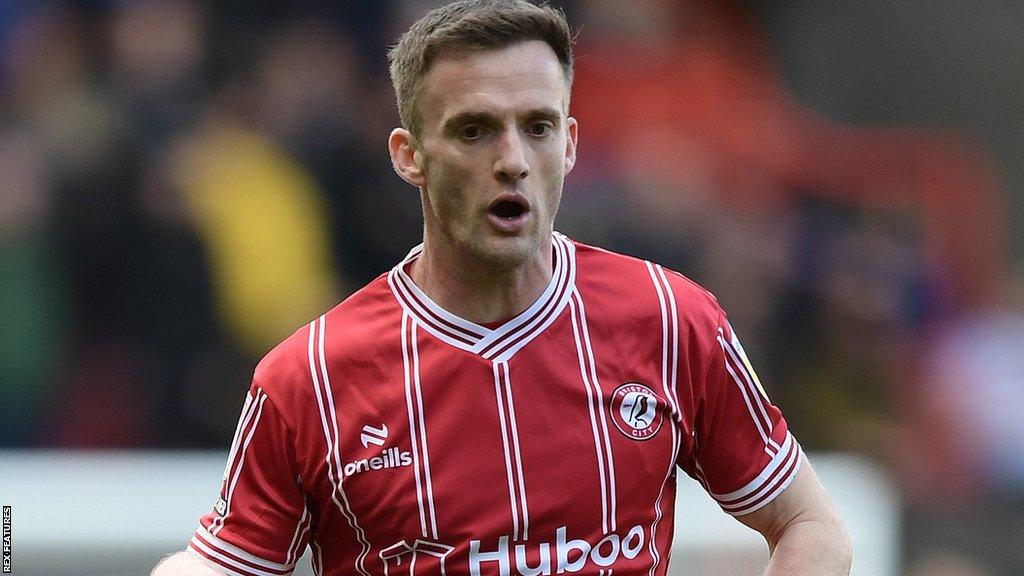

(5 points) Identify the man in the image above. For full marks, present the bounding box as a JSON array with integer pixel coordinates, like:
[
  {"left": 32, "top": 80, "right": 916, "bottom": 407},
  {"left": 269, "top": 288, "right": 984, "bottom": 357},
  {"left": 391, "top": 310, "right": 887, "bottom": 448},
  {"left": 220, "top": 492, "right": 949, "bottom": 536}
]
[{"left": 152, "top": 1, "right": 852, "bottom": 575}]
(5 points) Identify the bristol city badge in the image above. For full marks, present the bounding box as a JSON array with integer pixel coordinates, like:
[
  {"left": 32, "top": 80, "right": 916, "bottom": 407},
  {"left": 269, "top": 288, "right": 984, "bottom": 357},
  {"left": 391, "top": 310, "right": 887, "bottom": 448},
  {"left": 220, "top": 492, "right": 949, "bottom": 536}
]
[{"left": 610, "top": 383, "right": 664, "bottom": 441}]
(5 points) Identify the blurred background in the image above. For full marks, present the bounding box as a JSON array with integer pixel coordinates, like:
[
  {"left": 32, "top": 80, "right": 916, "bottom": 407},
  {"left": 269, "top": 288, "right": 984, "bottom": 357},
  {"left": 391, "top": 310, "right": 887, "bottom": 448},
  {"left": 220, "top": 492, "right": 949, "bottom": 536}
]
[{"left": 0, "top": 0, "right": 1021, "bottom": 574}]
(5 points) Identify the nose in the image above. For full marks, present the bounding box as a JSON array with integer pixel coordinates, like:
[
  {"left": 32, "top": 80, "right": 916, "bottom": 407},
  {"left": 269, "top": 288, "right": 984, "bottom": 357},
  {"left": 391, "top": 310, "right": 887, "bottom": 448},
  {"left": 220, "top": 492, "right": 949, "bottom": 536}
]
[{"left": 493, "top": 130, "right": 529, "bottom": 184}]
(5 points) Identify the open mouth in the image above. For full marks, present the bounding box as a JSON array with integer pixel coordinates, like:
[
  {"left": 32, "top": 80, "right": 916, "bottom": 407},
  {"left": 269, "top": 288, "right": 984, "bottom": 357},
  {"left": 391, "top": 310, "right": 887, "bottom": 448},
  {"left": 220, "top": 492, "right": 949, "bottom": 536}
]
[{"left": 488, "top": 197, "right": 529, "bottom": 220}]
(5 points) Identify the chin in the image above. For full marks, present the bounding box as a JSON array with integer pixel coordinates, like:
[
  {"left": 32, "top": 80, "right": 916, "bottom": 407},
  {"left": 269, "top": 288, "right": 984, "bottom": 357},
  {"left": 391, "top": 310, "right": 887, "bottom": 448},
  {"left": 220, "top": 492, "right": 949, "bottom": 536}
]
[{"left": 470, "top": 235, "right": 538, "bottom": 271}]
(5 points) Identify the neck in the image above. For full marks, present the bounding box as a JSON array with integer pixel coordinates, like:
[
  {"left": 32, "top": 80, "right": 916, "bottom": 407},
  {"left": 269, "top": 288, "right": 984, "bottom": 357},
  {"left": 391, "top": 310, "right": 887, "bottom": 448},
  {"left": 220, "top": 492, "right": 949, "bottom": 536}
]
[{"left": 410, "top": 236, "right": 554, "bottom": 325}]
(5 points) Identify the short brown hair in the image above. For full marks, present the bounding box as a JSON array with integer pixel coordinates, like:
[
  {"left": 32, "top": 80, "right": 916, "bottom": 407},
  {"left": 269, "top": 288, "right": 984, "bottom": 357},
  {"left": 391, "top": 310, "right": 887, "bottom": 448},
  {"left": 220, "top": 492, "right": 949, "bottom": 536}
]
[{"left": 388, "top": 0, "right": 574, "bottom": 137}]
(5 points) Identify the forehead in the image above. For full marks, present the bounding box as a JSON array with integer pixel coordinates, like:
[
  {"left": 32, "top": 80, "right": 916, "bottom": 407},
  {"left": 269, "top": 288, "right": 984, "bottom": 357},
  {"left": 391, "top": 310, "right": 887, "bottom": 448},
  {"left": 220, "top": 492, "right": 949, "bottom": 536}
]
[{"left": 419, "top": 40, "right": 568, "bottom": 128}]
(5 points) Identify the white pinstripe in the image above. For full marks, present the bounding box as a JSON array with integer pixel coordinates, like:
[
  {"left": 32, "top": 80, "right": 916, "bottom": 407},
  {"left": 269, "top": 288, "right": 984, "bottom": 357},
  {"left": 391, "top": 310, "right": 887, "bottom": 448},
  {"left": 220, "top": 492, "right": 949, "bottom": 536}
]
[
  {"left": 221, "top": 390, "right": 256, "bottom": 482},
  {"left": 720, "top": 350, "right": 773, "bottom": 449},
  {"left": 401, "top": 313, "right": 429, "bottom": 538},
  {"left": 411, "top": 321, "right": 440, "bottom": 538},
  {"left": 571, "top": 288, "right": 618, "bottom": 531},
  {"left": 311, "top": 540, "right": 324, "bottom": 576},
  {"left": 654, "top": 265, "right": 682, "bottom": 417},
  {"left": 691, "top": 434, "right": 710, "bottom": 491},
  {"left": 215, "top": 390, "right": 268, "bottom": 537},
  {"left": 717, "top": 330, "right": 780, "bottom": 453},
  {"left": 645, "top": 261, "right": 681, "bottom": 576},
  {"left": 492, "top": 361, "right": 521, "bottom": 540},
  {"left": 716, "top": 327, "right": 778, "bottom": 453},
  {"left": 285, "top": 504, "right": 310, "bottom": 565},
  {"left": 502, "top": 362, "right": 530, "bottom": 540},
  {"left": 211, "top": 389, "right": 259, "bottom": 534},
  {"left": 569, "top": 296, "right": 611, "bottom": 535},
  {"left": 307, "top": 317, "right": 371, "bottom": 576}
]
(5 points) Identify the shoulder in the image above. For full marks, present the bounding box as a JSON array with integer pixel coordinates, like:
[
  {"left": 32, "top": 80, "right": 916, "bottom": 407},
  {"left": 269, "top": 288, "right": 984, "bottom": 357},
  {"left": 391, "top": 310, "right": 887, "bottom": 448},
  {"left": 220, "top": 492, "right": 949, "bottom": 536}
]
[
  {"left": 252, "top": 273, "right": 398, "bottom": 403},
  {"left": 570, "top": 238, "right": 723, "bottom": 332}
]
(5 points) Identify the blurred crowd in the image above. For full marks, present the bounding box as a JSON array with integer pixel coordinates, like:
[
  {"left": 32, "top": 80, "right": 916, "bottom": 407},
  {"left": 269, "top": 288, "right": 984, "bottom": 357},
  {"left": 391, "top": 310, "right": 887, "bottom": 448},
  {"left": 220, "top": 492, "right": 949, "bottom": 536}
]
[{"left": 0, "top": 0, "right": 1021, "bottom": 573}]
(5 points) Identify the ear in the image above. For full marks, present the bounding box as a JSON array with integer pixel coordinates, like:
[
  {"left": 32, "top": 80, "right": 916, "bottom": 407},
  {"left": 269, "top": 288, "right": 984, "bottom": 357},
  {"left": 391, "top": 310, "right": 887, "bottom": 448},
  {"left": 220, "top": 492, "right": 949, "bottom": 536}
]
[
  {"left": 388, "top": 128, "right": 427, "bottom": 188},
  {"left": 564, "top": 116, "right": 579, "bottom": 175}
]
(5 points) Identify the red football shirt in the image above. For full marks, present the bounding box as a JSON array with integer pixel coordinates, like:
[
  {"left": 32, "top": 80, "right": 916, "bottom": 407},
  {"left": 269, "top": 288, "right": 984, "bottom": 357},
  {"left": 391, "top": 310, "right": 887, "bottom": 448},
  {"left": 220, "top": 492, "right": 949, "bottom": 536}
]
[{"left": 188, "top": 233, "right": 802, "bottom": 576}]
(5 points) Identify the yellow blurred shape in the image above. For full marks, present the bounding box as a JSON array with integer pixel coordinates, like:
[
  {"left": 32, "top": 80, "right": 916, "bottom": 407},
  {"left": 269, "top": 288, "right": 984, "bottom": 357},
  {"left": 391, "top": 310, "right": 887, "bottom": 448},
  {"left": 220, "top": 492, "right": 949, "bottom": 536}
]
[{"left": 179, "top": 128, "right": 339, "bottom": 354}]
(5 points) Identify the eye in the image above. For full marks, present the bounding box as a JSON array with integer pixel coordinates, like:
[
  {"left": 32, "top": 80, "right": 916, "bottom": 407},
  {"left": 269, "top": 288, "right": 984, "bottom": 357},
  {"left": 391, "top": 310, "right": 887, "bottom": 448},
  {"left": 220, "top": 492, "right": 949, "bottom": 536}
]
[
  {"left": 458, "top": 125, "right": 487, "bottom": 141},
  {"left": 528, "top": 122, "right": 553, "bottom": 137}
]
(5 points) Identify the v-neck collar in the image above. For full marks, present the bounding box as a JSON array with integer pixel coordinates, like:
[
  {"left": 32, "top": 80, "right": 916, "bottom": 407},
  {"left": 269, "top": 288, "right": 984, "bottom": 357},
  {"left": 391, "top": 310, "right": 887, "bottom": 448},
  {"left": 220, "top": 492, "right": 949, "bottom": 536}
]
[{"left": 387, "top": 232, "right": 577, "bottom": 363}]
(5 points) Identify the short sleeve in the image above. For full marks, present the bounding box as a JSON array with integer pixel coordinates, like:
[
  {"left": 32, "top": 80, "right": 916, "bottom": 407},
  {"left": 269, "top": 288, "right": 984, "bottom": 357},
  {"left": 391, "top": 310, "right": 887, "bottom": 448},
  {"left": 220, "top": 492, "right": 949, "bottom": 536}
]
[
  {"left": 188, "top": 382, "right": 314, "bottom": 576},
  {"left": 682, "top": 316, "right": 803, "bottom": 516}
]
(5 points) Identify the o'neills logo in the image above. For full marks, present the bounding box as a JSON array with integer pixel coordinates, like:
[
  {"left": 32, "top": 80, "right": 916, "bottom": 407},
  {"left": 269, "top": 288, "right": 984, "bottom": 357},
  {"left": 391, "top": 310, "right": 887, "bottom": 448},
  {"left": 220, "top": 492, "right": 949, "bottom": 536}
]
[
  {"left": 343, "top": 447, "right": 412, "bottom": 477},
  {"left": 610, "top": 383, "right": 664, "bottom": 441},
  {"left": 469, "top": 525, "right": 645, "bottom": 576}
]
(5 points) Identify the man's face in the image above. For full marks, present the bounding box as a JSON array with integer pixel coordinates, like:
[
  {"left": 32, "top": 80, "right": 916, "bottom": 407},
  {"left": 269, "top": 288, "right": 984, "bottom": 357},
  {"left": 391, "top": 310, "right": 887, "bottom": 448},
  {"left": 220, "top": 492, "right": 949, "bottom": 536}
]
[{"left": 412, "top": 40, "right": 577, "bottom": 270}]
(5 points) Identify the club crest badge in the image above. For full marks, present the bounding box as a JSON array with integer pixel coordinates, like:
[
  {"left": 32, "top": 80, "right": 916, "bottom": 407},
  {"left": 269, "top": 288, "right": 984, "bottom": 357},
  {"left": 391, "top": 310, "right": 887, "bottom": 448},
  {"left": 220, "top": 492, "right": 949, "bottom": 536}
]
[{"left": 610, "top": 383, "right": 664, "bottom": 441}]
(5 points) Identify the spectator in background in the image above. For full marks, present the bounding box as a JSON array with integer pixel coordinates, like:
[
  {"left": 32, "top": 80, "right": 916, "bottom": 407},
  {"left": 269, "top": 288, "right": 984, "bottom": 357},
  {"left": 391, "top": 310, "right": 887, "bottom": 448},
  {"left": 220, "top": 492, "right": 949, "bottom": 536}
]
[
  {"left": 108, "top": 0, "right": 208, "bottom": 161},
  {"left": 171, "top": 110, "right": 340, "bottom": 358},
  {"left": 251, "top": 18, "right": 423, "bottom": 286},
  {"left": 568, "top": 0, "right": 1008, "bottom": 457},
  {"left": 0, "top": 131, "right": 67, "bottom": 446},
  {"left": 1, "top": 4, "right": 159, "bottom": 446}
]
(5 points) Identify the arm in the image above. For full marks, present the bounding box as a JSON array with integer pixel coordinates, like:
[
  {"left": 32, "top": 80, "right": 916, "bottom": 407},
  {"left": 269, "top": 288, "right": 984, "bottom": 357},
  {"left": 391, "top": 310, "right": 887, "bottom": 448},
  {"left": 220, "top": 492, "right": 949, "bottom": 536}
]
[
  {"left": 151, "top": 550, "right": 229, "bottom": 576},
  {"left": 736, "top": 456, "right": 853, "bottom": 576},
  {"left": 152, "top": 382, "right": 310, "bottom": 576}
]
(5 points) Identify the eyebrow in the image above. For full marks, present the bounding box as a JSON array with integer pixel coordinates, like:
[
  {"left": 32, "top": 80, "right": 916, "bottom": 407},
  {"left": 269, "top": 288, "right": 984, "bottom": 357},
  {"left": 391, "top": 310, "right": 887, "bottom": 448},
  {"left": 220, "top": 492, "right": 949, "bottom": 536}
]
[{"left": 441, "top": 107, "right": 563, "bottom": 133}]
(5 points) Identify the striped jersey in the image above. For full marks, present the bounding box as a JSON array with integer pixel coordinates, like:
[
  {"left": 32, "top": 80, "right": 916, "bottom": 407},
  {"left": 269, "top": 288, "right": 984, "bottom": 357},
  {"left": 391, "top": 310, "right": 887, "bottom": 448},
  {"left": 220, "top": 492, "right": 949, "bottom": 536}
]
[{"left": 188, "top": 233, "right": 802, "bottom": 576}]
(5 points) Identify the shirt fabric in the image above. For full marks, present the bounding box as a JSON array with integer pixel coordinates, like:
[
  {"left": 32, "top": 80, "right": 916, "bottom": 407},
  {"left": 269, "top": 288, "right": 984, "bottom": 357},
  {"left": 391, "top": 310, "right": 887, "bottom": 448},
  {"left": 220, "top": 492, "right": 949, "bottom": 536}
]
[{"left": 188, "top": 233, "right": 802, "bottom": 576}]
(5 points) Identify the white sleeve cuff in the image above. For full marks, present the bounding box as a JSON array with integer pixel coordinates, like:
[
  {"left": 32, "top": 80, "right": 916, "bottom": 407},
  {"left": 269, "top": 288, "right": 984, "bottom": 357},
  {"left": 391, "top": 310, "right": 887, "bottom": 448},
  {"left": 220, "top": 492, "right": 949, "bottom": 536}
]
[
  {"left": 188, "top": 524, "right": 295, "bottom": 576},
  {"left": 708, "top": 431, "right": 804, "bottom": 516}
]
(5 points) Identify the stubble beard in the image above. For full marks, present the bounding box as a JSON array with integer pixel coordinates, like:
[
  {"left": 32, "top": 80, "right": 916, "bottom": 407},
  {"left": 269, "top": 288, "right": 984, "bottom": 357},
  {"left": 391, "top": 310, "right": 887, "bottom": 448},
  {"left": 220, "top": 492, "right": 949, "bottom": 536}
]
[
  {"left": 422, "top": 158, "right": 563, "bottom": 274},
  {"left": 469, "top": 229, "right": 541, "bottom": 272},
  {"left": 468, "top": 184, "right": 561, "bottom": 273},
  {"left": 469, "top": 186, "right": 561, "bottom": 273}
]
